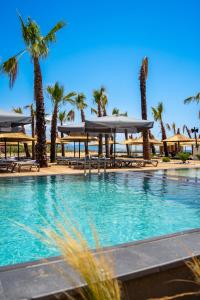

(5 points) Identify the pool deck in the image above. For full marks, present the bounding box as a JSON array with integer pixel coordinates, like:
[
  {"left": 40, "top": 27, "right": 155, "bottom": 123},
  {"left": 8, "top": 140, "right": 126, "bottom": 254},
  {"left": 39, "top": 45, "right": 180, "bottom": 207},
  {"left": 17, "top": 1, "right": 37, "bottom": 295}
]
[
  {"left": 0, "top": 229, "right": 200, "bottom": 300},
  {"left": 0, "top": 159, "right": 200, "bottom": 177}
]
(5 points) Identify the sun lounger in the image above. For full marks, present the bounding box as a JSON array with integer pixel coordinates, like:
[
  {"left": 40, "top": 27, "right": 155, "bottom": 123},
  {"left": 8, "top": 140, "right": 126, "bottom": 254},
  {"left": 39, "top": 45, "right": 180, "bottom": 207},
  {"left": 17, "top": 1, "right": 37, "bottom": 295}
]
[
  {"left": 13, "top": 160, "right": 40, "bottom": 172},
  {"left": 140, "top": 159, "right": 159, "bottom": 167}
]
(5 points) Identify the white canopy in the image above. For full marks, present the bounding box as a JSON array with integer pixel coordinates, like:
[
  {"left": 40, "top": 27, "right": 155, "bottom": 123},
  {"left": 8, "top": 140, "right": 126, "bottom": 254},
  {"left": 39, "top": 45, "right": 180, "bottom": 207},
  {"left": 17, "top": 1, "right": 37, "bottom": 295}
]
[
  {"left": 58, "top": 123, "right": 85, "bottom": 134},
  {"left": 85, "top": 116, "right": 153, "bottom": 133},
  {"left": 0, "top": 109, "right": 31, "bottom": 127},
  {"left": 58, "top": 116, "right": 153, "bottom": 134}
]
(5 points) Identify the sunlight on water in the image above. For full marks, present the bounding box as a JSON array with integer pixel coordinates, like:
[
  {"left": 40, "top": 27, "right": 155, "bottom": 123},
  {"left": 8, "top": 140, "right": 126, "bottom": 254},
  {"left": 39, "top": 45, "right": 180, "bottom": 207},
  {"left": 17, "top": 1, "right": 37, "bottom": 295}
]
[{"left": 0, "top": 170, "right": 200, "bottom": 266}]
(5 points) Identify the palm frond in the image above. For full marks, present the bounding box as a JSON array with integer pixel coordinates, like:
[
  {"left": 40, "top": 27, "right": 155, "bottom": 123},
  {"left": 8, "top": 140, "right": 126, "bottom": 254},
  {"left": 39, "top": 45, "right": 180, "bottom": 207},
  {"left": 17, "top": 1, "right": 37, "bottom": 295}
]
[
  {"left": 112, "top": 108, "right": 119, "bottom": 115},
  {"left": 166, "top": 123, "right": 171, "bottom": 131},
  {"left": 1, "top": 56, "right": 18, "bottom": 88},
  {"left": 44, "top": 21, "right": 66, "bottom": 44},
  {"left": 74, "top": 93, "right": 87, "bottom": 110},
  {"left": 58, "top": 111, "right": 66, "bottom": 123},
  {"left": 13, "top": 107, "right": 23, "bottom": 114},
  {"left": 91, "top": 108, "right": 97, "bottom": 115},
  {"left": 67, "top": 109, "right": 75, "bottom": 122},
  {"left": 17, "top": 13, "right": 30, "bottom": 46},
  {"left": 184, "top": 93, "right": 200, "bottom": 104},
  {"left": 151, "top": 106, "right": 159, "bottom": 121}
]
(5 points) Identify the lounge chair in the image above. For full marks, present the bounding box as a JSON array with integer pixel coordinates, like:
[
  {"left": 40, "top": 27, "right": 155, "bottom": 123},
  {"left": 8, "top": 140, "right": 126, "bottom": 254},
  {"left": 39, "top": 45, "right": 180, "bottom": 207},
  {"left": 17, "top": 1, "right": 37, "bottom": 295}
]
[
  {"left": 0, "top": 158, "right": 17, "bottom": 172},
  {"left": 135, "top": 159, "right": 159, "bottom": 167},
  {"left": 13, "top": 160, "right": 40, "bottom": 172}
]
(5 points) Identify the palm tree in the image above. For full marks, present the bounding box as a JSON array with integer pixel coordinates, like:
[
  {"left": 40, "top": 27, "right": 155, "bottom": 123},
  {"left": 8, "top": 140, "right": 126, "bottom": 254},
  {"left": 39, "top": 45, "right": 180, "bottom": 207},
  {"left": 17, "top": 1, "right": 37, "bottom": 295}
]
[
  {"left": 166, "top": 122, "right": 177, "bottom": 135},
  {"left": 183, "top": 124, "right": 192, "bottom": 138},
  {"left": 1, "top": 14, "right": 65, "bottom": 167},
  {"left": 92, "top": 86, "right": 106, "bottom": 156},
  {"left": 184, "top": 93, "right": 200, "bottom": 119},
  {"left": 74, "top": 93, "right": 88, "bottom": 155},
  {"left": 24, "top": 104, "right": 36, "bottom": 159},
  {"left": 12, "top": 107, "right": 31, "bottom": 158},
  {"left": 139, "top": 57, "right": 151, "bottom": 160},
  {"left": 112, "top": 108, "right": 130, "bottom": 156},
  {"left": 47, "top": 82, "right": 75, "bottom": 163},
  {"left": 58, "top": 110, "right": 75, "bottom": 157},
  {"left": 151, "top": 102, "right": 169, "bottom": 157}
]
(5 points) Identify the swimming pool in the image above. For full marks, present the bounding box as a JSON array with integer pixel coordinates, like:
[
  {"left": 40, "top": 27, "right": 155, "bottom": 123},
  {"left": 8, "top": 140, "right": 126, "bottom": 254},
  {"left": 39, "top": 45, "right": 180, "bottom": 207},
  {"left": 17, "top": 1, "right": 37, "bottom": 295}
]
[{"left": 0, "top": 170, "right": 200, "bottom": 266}]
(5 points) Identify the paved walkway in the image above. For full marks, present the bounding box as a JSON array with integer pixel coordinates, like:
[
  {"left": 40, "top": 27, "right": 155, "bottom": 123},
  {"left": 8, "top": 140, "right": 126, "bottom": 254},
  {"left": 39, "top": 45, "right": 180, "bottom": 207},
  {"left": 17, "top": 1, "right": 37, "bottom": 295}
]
[{"left": 0, "top": 159, "right": 200, "bottom": 177}]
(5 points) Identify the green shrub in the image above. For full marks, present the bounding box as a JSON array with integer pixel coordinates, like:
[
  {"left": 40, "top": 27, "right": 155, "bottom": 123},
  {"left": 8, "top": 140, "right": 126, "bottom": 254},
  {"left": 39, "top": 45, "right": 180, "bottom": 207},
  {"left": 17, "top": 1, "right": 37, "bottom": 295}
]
[
  {"left": 162, "top": 157, "right": 170, "bottom": 162},
  {"left": 178, "top": 152, "right": 190, "bottom": 163}
]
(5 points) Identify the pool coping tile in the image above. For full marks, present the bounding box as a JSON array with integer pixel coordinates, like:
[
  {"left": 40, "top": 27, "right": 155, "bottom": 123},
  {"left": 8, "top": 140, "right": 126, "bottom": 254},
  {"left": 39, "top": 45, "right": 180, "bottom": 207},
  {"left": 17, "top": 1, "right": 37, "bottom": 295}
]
[{"left": 0, "top": 229, "right": 200, "bottom": 300}]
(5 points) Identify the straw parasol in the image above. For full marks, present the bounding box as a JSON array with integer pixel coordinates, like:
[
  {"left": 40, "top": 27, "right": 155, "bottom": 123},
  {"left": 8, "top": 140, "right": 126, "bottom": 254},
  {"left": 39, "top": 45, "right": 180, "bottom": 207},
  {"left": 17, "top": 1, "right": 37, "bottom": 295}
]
[
  {"left": 162, "top": 134, "right": 194, "bottom": 143},
  {"left": 0, "top": 133, "right": 36, "bottom": 159},
  {"left": 123, "top": 136, "right": 162, "bottom": 145},
  {"left": 0, "top": 132, "right": 36, "bottom": 142}
]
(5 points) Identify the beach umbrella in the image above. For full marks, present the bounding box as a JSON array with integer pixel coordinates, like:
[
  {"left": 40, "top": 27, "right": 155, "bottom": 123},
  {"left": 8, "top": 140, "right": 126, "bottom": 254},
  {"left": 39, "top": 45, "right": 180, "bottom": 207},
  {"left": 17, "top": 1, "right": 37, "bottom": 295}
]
[
  {"left": 0, "top": 133, "right": 36, "bottom": 159},
  {"left": 122, "top": 136, "right": 162, "bottom": 145},
  {"left": 162, "top": 134, "right": 195, "bottom": 153},
  {"left": 162, "top": 134, "right": 194, "bottom": 143}
]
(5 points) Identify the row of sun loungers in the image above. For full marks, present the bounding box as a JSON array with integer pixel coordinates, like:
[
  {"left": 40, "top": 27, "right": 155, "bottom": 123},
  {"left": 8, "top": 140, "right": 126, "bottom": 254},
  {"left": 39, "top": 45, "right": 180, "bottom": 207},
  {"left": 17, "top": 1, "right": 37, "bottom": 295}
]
[
  {"left": 57, "top": 157, "right": 159, "bottom": 172},
  {"left": 0, "top": 158, "right": 40, "bottom": 173}
]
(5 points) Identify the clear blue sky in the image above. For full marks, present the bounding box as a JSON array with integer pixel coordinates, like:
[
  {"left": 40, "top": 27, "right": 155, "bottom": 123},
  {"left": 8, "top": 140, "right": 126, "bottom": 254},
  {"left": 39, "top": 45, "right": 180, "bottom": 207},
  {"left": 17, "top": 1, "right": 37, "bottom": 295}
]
[{"left": 0, "top": 0, "right": 199, "bottom": 138}]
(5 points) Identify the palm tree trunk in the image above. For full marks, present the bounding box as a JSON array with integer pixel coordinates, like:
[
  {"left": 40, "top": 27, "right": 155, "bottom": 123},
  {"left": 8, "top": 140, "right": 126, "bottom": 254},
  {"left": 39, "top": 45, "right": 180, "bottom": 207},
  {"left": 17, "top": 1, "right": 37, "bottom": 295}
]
[
  {"left": 124, "top": 129, "right": 130, "bottom": 156},
  {"left": 34, "top": 57, "right": 47, "bottom": 167},
  {"left": 21, "top": 125, "right": 31, "bottom": 158},
  {"left": 149, "top": 131, "right": 156, "bottom": 155},
  {"left": 160, "top": 120, "right": 169, "bottom": 157},
  {"left": 98, "top": 103, "right": 103, "bottom": 156},
  {"left": 60, "top": 121, "right": 65, "bottom": 157},
  {"left": 110, "top": 135, "right": 113, "bottom": 156},
  {"left": 31, "top": 109, "right": 36, "bottom": 159},
  {"left": 81, "top": 110, "right": 88, "bottom": 155},
  {"left": 103, "top": 109, "right": 109, "bottom": 158},
  {"left": 50, "top": 103, "right": 58, "bottom": 163},
  {"left": 140, "top": 67, "right": 150, "bottom": 160},
  {"left": 33, "top": 57, "right": 48, "bottom": 167}
]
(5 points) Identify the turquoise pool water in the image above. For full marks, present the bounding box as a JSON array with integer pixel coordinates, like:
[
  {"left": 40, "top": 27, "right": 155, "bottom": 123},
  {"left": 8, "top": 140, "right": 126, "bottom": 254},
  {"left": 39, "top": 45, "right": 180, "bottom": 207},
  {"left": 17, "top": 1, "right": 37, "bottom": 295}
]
[{"left": 0, "top": 170, "right": 200, "bottom": 266}]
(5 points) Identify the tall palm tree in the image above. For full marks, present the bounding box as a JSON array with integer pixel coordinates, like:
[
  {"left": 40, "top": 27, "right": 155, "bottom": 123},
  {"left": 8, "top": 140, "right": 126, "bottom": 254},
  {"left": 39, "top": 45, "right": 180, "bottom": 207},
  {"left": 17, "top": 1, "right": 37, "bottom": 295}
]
[
  {"left": 151, "top": 102, "right": 169, "bottom": 157},
  {"left": 47, "top": 82, "right": 75, "bottom": 163},
  {"left": 1, "top": 14, "right": 65, "bottom": 167},
  {"left": 58, "top": 110, "right": 75, "bottom": 157},
  {"left": 139, "top": 57, "right": 151, "bottom": 160},
  {"left": 74, "top": 93, "right": 88, "bottom": 155},
  {"left": 24, "top": 104, "right": 36, "bottom": 159},
  {"left": 12, "top": 107, "right": 31, "bottom": 158},
  {"left": 184, "top": 93, "right": 200, "bottom": 119},
  {"left": 92, "top": 86, "right": 106, "bottom": 156}
]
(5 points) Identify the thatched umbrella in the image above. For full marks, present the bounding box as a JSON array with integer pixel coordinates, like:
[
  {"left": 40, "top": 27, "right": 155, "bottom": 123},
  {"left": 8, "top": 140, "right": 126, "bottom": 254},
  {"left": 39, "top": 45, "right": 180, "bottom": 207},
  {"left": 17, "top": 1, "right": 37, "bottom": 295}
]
[
  {"left": 162, "top": 134, "right": 194, "bottom": 143},
  {"left": 163, "top": 134, "right": 195, "bottom": 154},
  {"left": 123, "top": 136, "right": 162, "bottom": 145},
  {"left": 0, "top": 133, "right": 36, "bottom": 159}
]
